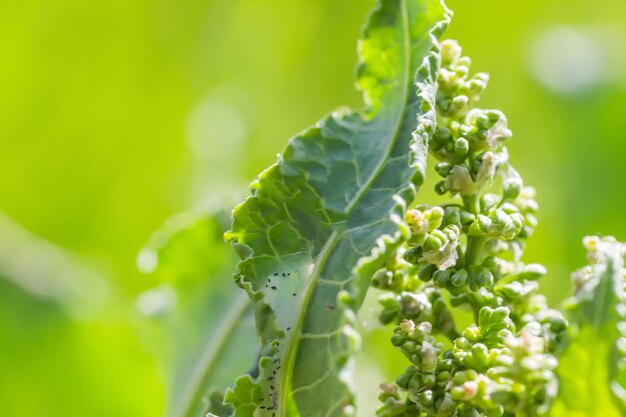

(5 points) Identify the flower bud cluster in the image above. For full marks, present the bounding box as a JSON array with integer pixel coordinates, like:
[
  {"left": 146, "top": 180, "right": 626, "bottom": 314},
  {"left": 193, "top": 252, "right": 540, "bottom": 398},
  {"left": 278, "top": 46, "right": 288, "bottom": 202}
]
[
  {"left": 449, "top": 307, "right": 559, "bottom": 416},
  {"left": 371, "top": 249, "right": 422, "bottom": 294},
  {"left": 378, "top": 287, "right": 456, "bottom": 338},
  {"left": 375, "top": 39, "right": 567, "bottom": 417},
  {"left": 404, "top": 205, "right": 461, "bottom": 270},
  {"left": 377, "top": 308, "right": 560, "bottom": 417}
]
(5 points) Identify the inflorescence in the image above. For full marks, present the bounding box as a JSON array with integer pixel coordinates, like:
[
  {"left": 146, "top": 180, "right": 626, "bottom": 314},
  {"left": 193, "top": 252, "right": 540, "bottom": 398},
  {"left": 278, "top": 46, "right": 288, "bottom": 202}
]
[{"left": 373, "top": 40, "right": 567, "bottom": 417}]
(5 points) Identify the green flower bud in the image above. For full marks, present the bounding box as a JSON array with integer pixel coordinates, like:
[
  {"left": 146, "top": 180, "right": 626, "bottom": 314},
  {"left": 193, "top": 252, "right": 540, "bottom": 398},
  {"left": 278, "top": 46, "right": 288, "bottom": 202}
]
[
  {"left": 435, "top": 163, "right": 453, "bottom": 178},
  {"left": 492, "top": 209, "right": 512, "bottom": 230},
  {"left": 408, "top": 374, "right": 422, "bottom": 390},
  {"left": 518, "top": 226, "right": 532, "bottom": 239},
  {"left": 424, "top": 232, "right": 445, "bottom": 252},
  {"left": 455, "top": 66, "right": 470, "bottom": 79},
  {"left": 478, "top": 214, "right": 493, "bottom": 231},
  {"left": 470, "top": 343, "right": 490, "bottom": 368},
  {"left": 443, "top": 207, "right": 461, "bottom": 227},
  {"left": 403, "top": 246, "right": 423, "bottom": 264},
  {"left": 429, "top": 206, "right": 445, "bottom": 230},
  {"left": 502, "top": 176, "right": 522, "bottom": 201},
  {"left": 451, "top": 268, "right": 468, "bottom": 287},
  {"left": 455, "top": 137, "right": 469, "bottom": 156},
  {"left": 421, "top": 373, "right": 436, "bottom": 386},
  {"left": 441, "top": 40, "right": 462, "bottom": 65},
  {"left": 460, "top": 210, "right": 476, "bottom": 225},
  {"left": 455, "top": 337, "right": 472, "bottom": 350},
  {"left": 500, "top": 202, "right": 520, "bottom": 214},
  {"left": 457, "top": 56, "right": 472, "bottom": 68},
  {"left": 403, "top": 341, "right": 417, "bottom": 353},
  {"left": 490, "top": 306, "right": 510, "bottom": 323},
  {"left": 476, "top": 269, "right": 494, "bottom": 287},
  {"left": 526, "top": 213, "right": 538, "bottom": 228},
  {"left": 434, "top": 269, "right": 452, "bottom": 287},
  {"left": 421, "top": 341, "right": 439, "bottom": 372},
  {"left": 475, "top": 112, "right": 491, "bottom": 130},
  {"left": 396, "top": 373, "right": 411, "bottom": 389},
  {"left": 416, "top": 321, "right": 433, "bottom": 336},
  {"left": 416, "top": 390, "right": 434, "bottom": 406},
  {"left": 481, "top": 194, "right": 499, "bottom": 211},
  {"left": 463, "top": 326, "right": 480, "bottom": 342},
  {"left": 482, "top": 256, "right": 499, "bottom": 270},
  {"left": 434, "top": 126, "right": 453, "bottom": 141},
  {"left": 464, "top": 85, "right": 485, "bottom": 104},
  {"left": 418, "top": 263, "right": 437, "bottom": 282},
  {"left": 437, "top": 371, "right": 451, "bottom": 381},
  {"left": 391, "top": 333, "right": 405, "bottom": 346},
  {"left": 510, "top": 212, "right": 524, "bottom": 231},
  {"left": 443, "top": 224, "right": 460, "bottom": 240},
  {"left": 435, "top": 180, "right": 448, "bottom": 195},
  {"left": 452, "top": 370, "right": 471, "bottom": 385},
  {"left": 520, "top": 263, "right": 547, "bottom": 280}
]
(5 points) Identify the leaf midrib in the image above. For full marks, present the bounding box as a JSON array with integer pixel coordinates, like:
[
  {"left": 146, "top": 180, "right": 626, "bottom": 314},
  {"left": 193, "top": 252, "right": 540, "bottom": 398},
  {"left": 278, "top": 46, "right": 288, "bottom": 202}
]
[
  {"left": 178, "top": 292, "right": 250, "bottom": 417},
  {"left": 277, "top": 0, "right": 414, "bottom": 415}
]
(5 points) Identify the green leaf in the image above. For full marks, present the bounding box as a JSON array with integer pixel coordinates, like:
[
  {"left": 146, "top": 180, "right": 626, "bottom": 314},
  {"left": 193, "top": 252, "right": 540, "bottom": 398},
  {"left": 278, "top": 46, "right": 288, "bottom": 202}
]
[
  {"left": 137, "top": 204, "right": 258, "bottom": 417},
  {"left": 551, "top": 328, "right": 621, "bottom": 417},
  {"left": 225, "top": 1, "right": 451, "bottom": 415},
  {"left": 552, "top": 237, "right": 626, "bottom": 417}
]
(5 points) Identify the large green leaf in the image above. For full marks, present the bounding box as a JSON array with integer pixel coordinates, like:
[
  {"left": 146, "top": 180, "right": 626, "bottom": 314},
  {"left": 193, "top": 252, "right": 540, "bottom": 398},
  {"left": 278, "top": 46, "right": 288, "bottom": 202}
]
[
  {"left": 551, "top": 237, "right": 626, "bottom": 417},
  {"left": 225, "top": 1, "right": 451, "bottom": 415},
  {"left": 137, "top": 205, "right": 258, "bottom": 417}
]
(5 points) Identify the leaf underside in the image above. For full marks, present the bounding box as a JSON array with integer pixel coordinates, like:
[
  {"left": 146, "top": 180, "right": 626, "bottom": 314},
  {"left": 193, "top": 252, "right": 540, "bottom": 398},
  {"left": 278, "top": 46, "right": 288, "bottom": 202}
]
[{"left": 226, "top": 1, "right": 451, "bottom": 416}]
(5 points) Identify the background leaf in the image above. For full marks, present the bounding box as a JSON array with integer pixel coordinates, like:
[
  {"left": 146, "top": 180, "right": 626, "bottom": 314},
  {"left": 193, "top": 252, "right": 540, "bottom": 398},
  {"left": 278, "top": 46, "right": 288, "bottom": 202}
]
[
  {"left": 137, "top": 202, "right": 258, "bottom": 417},
  {"left": 552, "top": 238, "right": 626, "bottom": 416}
]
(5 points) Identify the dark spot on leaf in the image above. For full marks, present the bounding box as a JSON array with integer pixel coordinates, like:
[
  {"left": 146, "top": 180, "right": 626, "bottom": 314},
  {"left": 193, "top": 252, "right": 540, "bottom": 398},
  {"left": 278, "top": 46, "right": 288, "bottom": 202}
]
[
  {"left": 326, "top": 303, "right": 335, "bottom": 310},
  {"left": 271, "top": 286, "right": 277, "bottom": 290}
]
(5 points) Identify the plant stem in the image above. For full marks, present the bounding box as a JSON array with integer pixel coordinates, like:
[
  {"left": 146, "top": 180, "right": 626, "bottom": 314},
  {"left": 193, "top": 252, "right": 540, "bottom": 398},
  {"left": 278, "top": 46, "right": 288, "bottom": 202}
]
[
  {"left": 465, "top": 236, "right": 485, "bottom": 266},
  {"left": 462, "top": 194, "right": 484, "bottom": 266}
]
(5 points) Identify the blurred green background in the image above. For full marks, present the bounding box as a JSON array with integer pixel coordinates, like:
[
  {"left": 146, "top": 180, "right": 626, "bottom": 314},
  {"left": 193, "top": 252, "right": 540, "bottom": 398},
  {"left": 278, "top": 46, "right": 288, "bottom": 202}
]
[{"left": 1, "top": 0, "right": 625, "bottom": 415}]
